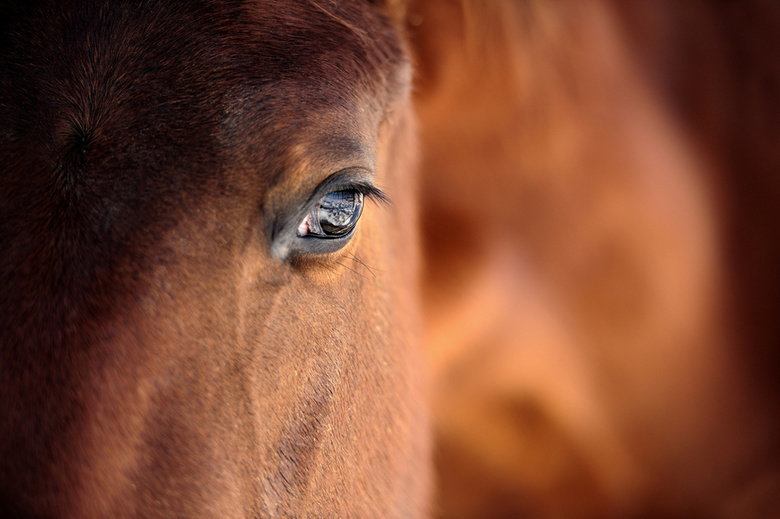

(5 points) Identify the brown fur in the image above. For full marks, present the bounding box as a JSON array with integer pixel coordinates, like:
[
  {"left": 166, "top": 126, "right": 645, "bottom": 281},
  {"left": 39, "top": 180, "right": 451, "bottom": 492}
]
[
  {"left": 2, "top": 0, "right": 779, "bottom": 518},
  {"left": 407, "top": 0, "right": 780, "bottom": 517},
  {"left": 0, "top": 1, "right": 428, "bottom": 517}
]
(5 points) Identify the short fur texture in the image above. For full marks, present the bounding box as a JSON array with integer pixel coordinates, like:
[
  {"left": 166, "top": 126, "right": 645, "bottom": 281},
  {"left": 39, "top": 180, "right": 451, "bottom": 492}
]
[
  {"left": 408, "top": 0, "right": 780, "bottom": 517},
  {"left": 2, "top": 0, "right": 779, "bottom": 518},
  {"left": 0, "top": 1, "right": 428, "bottom": 517}
]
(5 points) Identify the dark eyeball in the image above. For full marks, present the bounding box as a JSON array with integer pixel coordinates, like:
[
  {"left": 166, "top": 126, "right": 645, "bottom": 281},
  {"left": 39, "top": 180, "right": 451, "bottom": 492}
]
[{"left": 297, "top": 190, "right": 364, "bottom": 239}]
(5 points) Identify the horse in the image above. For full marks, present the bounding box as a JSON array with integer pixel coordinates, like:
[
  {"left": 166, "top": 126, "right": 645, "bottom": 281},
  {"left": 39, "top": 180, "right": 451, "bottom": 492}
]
[
  {"left": 2, "top": 1, "right": 780, "bottom": 518},
  {"left": 408, "top": 0, "right": 780, "bottom": 517},
  {"left": 0, "top": 1, "right": 429, "bottom": 517}
]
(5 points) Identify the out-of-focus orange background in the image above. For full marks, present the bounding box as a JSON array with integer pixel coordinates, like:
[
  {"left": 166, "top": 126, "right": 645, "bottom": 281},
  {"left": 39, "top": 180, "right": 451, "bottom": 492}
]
[{"left": 405, "top": 1, "right": 780, "bottom": 517}]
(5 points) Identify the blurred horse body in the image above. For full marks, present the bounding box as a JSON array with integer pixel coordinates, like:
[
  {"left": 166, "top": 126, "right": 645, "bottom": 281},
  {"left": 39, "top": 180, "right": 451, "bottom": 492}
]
[
  {"left": 410, "top": 1, "right": 780, "bottom": 517},
  {"left": 1, "top": 1, "right": 778, "bottom": 518}
]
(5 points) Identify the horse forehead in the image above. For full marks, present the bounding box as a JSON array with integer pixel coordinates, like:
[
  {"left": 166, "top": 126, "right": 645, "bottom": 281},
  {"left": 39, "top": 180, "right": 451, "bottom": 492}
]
[
  {"left": 0, "top": 0, "right": 405, "bottom": 231},
  {"left": 0, "top": 0, "right": 407, "bottom": 327},
  {"left": 3, "top": 0, "right": 402, "bottom": 147}
]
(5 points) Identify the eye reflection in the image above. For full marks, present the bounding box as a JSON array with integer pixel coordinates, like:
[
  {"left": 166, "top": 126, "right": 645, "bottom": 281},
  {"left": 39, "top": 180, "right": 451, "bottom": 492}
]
[{"left": 297, "top": 190, "right": 364, "bottom": 238}]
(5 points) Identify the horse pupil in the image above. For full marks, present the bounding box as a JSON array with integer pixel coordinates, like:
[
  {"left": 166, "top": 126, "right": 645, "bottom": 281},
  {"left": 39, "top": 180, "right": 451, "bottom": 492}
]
[{"left": 319, "top": 190, "right": 363, "bottom": 236}]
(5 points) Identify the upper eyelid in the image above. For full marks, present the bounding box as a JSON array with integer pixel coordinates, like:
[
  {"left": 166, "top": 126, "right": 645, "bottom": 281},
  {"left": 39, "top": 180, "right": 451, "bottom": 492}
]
[
  {"left": 305, "top": 169, "right": 390, "bottom": 209},
  {"left": 339, "top": 182, "right": 390, "bottom": 206}
]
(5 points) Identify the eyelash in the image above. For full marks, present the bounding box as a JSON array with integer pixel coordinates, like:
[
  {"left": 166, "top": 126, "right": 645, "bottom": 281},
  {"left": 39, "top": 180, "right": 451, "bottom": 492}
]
[
  {"left": 339, "top": 182, "right": 389, "bottom": 205},
  {"left": 297, "top": 183, "right": 388, "bottom": 239},
  {"left": 269, "top": 175, "right": 389, "bottom": 261}
]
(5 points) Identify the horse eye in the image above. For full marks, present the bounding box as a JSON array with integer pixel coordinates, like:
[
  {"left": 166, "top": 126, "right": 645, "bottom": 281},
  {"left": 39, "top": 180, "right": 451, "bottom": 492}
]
[{"left": 297, "top": 189, "right": 364, "bottom": 239}]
